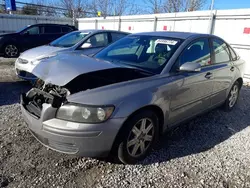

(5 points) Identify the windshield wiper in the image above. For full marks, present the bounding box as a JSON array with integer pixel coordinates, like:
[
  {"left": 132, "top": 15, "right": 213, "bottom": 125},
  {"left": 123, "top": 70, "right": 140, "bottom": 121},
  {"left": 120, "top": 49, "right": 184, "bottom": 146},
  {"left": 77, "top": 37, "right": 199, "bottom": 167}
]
[
  {"left": 131, "top": 67, "right": 155, "bottom": 76},
  {"left": 107, "top": 59, "right": 156, "bottom": 75}
]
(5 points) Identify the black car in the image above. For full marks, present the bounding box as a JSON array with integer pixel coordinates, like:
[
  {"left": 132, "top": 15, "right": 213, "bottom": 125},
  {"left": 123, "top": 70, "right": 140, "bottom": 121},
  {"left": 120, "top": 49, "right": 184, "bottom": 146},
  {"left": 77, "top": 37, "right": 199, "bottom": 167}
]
[{"left": 0, "top": 23, "right": 77, "bottom": 58}]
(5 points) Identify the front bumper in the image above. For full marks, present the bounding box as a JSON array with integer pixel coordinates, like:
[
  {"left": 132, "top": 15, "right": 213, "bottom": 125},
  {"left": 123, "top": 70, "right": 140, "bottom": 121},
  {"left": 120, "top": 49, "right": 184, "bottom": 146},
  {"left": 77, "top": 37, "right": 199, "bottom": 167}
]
[
  {"left": 20, "top": 95, "right": 126, "bottom": 157},
  {"left": 15, "top": 58, "right": 37, "bottom": 81}
]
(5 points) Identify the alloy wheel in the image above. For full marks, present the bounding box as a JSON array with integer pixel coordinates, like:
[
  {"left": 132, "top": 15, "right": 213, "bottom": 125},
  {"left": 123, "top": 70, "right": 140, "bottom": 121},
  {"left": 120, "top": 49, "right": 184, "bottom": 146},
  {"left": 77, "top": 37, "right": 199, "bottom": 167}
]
[
  {"left": 126, "top": 118, "right": 154, "bottom": 157},
  {"left": 5, "top": 45, "right": 18, "bottom": 57},
  {"left": 229, "top": 84, "right": 239, "bottom": 108}
]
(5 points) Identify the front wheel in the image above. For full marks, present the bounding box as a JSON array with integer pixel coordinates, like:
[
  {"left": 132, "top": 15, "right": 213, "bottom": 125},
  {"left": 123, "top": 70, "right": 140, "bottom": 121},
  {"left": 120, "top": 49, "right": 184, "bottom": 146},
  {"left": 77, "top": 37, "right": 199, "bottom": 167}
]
[
  {"left": 224, "top": 81, "right": 240, "bottom": 111},
  {"left": 4, "top": 44, "right": 19, "bottom": 58},
  {"left": 117, "top": 110, "right": 159, "bottom": 164}
]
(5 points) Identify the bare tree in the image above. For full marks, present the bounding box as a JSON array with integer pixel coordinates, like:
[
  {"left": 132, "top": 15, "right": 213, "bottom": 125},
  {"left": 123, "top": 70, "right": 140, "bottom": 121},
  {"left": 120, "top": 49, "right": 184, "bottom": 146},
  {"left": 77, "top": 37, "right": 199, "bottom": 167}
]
[
  {"left": 165, "top": 0, "right": 206, "bottom": 12},
  {"left": 144, "top": 0, "right": 206, "bottom": 13},
  {"left": 186, "top": 0, "right": 206, "bottom": 11},
  {"left": 31, "top": 0, "right": 58, "bottom": 16},
  {"left": 88, "top": 0, "right": 142, "bottom": 17},
  {"left": 143, "top": 0, "right": 164, "bottom": 14},
  {"left": 127, "top": 3, "right": 142, "bottom": 15}
]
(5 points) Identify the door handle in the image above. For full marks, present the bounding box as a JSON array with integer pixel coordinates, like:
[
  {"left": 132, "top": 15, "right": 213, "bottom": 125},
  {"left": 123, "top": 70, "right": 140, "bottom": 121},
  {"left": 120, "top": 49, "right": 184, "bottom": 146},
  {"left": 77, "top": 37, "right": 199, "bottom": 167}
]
[
  {"left": 230, "top": 66, "right": 235, "bottom": 72},
  {"left": 205, "top": 72, "right": 213, "bottom": 79}
]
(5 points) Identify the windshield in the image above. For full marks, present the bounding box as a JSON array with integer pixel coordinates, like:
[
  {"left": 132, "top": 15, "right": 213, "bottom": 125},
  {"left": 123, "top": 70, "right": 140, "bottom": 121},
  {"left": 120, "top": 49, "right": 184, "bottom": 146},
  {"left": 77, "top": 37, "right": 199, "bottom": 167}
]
[
  {"left": 16, "top": 25, "right": 29, "bottom": 33},
  {"left": 95, "top": 35, "right": 182, "bottom": 74},
  {"left": 50, "top": 31, "right": 89, "bottom": 48}
]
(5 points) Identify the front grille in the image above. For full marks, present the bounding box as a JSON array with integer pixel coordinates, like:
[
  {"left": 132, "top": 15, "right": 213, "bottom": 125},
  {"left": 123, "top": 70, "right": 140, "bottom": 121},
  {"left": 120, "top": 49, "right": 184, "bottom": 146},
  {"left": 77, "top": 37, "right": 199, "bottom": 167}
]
[
  {"left": 30, "top": 130, "right": 78, "bottom": 154},
  {"left": 16, "top": 69, "right": 36, "bottom": 78},
  {"left": 48, "top": 140, "right": 78, "bottom": 153}
]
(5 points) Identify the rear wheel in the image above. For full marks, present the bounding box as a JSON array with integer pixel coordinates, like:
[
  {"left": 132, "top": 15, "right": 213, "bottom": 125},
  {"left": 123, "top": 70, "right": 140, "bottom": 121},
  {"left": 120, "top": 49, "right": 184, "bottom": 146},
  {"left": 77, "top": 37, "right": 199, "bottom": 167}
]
[
  {"left": 224, "top": 81, "right": 240, "bottom": 111},
  {"left": 116, "top": 110, "right": 159, "bottom": 164},
  {"left": 4, "top": 44, "right": 19, "bottom": 58}
]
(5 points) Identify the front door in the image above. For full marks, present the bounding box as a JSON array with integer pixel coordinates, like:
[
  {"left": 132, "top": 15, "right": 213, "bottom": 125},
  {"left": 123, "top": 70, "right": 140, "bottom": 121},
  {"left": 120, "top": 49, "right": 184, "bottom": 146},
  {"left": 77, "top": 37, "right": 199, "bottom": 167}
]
[
  {"left": 168, "top": 38, "right": 214, "bottom": 126},
  {"left": 20, "top": 25, "right": 41, "bottom": 51},
  {"left": 76, "top": 32, "right": 109, "bottom": 56}
]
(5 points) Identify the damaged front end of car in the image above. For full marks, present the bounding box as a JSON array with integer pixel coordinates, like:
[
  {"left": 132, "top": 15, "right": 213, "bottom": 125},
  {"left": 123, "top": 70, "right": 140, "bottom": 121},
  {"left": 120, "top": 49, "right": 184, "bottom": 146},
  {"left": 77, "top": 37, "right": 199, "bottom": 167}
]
[
  {"left": 21, "top": 68, "right": 152, "bottom": 119},
  {"left": 21, "top": 81, "right": 70, "bottom": 118}
]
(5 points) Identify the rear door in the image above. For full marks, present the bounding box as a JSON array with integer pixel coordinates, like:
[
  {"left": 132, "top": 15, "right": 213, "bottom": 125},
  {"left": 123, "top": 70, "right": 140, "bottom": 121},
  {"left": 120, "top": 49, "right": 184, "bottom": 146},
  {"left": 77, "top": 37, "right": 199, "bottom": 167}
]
[
  {"left": 168, "top": 38, "right": 214, "bottom": 125},
  {"left": 209, "top": 38, "right": 235, "bottom": 106},
  {"left": 40, "top": 25, "right": 62, "bottom": 45},
  {"left": 110, "top": 32, "right": 128, "bottom": 43}
]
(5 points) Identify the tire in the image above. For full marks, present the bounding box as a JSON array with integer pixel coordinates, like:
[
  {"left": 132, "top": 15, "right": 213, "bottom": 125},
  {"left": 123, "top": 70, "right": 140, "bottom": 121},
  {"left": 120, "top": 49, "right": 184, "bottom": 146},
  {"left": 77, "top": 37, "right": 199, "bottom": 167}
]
[
  {"left": 116, "top": 110, "right": 159, "bottom": 164},
  {"left": 223, "top": 81, "right": 240, "bottom": 111},
  {"left": 4, "top": 44, "right": 19, "bottom": 58}
]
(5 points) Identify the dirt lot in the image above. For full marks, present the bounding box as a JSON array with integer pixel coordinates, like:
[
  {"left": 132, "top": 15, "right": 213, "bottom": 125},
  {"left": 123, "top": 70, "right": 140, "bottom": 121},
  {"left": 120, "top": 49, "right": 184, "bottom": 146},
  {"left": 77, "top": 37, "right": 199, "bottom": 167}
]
[{"left": 1, "top": 59, "right": 250, "bottom": 188}]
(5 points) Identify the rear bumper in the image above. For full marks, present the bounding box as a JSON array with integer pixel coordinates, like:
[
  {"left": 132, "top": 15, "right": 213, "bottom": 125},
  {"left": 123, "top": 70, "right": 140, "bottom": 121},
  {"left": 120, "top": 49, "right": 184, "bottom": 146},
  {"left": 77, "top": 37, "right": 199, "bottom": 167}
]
[{"left": 20, "top": 95, "right": 126, "bottom": 157}]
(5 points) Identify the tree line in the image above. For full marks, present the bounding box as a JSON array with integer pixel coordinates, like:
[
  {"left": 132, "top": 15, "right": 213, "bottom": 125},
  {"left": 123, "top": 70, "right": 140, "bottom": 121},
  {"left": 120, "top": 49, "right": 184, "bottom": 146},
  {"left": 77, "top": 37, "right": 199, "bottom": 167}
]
[{"left": 1, "top": 0, "right": 207, "bottom": 17}]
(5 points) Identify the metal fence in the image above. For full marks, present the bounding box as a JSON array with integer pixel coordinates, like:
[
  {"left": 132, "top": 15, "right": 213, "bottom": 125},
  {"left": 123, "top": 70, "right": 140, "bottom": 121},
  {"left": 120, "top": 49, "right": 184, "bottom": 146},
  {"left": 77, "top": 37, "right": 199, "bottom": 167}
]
[
  {"left": 78, "top": 9, "right": 250, "bottom": 82},
  {"left": 0, "top": 13, "right": 73, "bottom": 34}
]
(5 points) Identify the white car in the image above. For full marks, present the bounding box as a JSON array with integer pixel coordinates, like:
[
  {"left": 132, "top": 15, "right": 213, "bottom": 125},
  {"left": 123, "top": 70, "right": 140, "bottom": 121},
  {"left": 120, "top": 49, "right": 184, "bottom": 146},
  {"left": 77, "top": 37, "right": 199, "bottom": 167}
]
[{"left": 15, "top": 29, "right": 129, "bottom": 81}]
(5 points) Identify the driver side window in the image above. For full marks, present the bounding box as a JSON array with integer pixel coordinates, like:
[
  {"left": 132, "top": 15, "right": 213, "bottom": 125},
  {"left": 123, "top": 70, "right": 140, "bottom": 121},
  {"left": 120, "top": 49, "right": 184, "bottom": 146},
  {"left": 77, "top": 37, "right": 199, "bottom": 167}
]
[
  {"left": 180, "top": 38, "right": 211, "bottom": 67},
  {"left": 25, "top": 26, "right": 39, "bottom": 35},
  {"left": 83, "top": 33, "right": 108, "bottom": 48}
]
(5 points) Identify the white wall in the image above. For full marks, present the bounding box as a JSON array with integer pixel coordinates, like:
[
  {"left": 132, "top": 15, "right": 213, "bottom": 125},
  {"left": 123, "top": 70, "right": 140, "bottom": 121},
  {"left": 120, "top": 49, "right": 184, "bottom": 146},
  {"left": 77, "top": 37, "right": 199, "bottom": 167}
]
[
  {"left": 78, "top": 9, "right": 250, "bottom": 82},
  {"left": 0, "top": 14, "right": 73, "bottom": 34}
]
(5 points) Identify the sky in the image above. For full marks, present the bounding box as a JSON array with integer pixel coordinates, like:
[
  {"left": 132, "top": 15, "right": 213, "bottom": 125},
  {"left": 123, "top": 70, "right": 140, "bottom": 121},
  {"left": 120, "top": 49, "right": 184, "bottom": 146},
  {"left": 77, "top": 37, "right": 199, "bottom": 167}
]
[
  {"left": 18, "top": 0, "right": 250, "bottom": 11},
  {"left": 205, "top": 0, "right": 250, "bottom": 10},
  {"left": 134, "top": 0, "right": 250, "bottom": 11}
]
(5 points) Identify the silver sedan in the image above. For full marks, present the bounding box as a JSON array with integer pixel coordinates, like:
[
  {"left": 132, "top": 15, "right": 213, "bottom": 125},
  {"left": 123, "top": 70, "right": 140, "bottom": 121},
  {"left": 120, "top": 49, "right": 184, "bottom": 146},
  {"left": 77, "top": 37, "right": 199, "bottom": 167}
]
[
  {"left": 21, "top": 32, "right": 245, "bottom": 164},
  {"left": 15, "top": 29, "right": 129, "bottom": 81}
]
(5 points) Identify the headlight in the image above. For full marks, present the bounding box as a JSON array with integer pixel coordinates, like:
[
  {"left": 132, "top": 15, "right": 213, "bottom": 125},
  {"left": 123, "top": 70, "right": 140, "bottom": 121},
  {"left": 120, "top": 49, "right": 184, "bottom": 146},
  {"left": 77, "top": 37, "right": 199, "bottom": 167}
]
[
  {"left": 16, "top": 58, "right": 28, "bottom": 64},
  {"left": 56, "top": 103, "right": 115, "bottom": 123}
]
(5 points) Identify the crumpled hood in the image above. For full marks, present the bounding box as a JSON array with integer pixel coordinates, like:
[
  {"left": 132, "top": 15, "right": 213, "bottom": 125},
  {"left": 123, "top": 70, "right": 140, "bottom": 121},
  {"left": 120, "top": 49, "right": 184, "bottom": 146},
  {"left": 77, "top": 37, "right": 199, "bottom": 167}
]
[
  {"left": 31, "top": 52, "right": 122, "bottom": 86},
  {"left": 20, "top": 45, "right": 65, "bottom": 61}
]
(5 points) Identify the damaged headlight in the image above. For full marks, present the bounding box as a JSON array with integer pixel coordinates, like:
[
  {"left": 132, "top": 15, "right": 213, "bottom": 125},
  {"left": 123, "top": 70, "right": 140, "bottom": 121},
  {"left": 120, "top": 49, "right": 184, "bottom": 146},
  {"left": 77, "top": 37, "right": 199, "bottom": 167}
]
[{"left": 56, "top": 103, "right": 114, "bottom": 123}]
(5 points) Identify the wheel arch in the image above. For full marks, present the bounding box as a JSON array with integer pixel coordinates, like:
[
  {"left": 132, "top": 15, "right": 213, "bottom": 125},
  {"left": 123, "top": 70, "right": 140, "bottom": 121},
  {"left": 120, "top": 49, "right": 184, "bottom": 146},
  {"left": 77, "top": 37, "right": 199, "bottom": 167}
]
[
  {"left": 110, "top": 104, "right": 165, "bottom": 156},
  {"left": 236, "top": 77, "right": 243, "bottom": 89}
]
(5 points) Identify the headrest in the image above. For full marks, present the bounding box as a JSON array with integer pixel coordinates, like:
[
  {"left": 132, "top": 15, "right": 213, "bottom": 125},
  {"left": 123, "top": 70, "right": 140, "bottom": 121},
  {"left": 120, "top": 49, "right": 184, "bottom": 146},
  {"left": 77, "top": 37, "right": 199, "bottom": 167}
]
[{"left": 155, "top": 43, "right": 168, "bottom": 54}]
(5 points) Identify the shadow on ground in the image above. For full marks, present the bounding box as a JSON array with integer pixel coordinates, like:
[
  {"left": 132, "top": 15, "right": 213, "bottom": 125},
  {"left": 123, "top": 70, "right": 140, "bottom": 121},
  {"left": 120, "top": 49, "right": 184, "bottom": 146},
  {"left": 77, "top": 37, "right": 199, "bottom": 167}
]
[
  {"left": 140, "top": 86, "right": 250, "bottom": 165},
  {"left": 0, "top": 81, "right": 31, "bottom": 106}
]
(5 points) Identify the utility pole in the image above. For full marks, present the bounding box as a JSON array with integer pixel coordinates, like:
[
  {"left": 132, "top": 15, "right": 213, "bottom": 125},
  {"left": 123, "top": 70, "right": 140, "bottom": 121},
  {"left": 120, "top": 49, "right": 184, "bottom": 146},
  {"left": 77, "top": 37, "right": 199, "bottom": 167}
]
[
  {"left": 72, "top": 8, "right": 75, "bottom": 26},
  {"left": 207, "top": 0, "right": 215, "bottom": 34},
  {"left": 210, "top": 0, "right": 215, "bottom": 11}
]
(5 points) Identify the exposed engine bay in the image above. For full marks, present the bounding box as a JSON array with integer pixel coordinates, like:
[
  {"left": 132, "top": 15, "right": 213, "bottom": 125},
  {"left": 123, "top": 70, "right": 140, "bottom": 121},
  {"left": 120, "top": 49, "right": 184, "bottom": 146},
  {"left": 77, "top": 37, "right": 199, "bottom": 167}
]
[
  {"left": 21, "top": 68, "right": 152, "bottom": 118},
  {"left": 21, "top": 83, "right": 70, "bottom": 118}
]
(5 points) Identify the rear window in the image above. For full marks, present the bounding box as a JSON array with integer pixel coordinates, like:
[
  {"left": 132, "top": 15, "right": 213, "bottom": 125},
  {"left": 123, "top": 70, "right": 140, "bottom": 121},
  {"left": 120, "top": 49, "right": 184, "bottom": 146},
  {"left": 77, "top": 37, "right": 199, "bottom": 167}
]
[
  {"left": 111, "top": 32, "right": 127, "bottom": 42},
  {"left": 43, "top": 26, "right": 61, "bottom": 34},
  {"left": 228, "top": 46, "right": 238, "bottom": 61},
  {"left": 62, "top": 26, "right": 73, "bottom": 33}
]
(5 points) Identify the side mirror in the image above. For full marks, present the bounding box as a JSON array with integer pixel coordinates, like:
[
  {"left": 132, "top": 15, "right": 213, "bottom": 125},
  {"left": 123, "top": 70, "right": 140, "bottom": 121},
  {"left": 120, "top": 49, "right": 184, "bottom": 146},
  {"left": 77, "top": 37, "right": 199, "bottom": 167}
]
[
  {"left": 179, "top": 62, "right": 201, "bottom": 72},
  {"left": 81, "top": 42, "right": 91, "bottom": 48}
]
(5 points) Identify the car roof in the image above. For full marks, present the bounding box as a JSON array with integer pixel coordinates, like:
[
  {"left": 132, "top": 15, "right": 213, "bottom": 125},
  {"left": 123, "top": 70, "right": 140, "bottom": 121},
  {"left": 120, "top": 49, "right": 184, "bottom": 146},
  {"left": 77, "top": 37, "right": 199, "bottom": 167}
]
[
  {"left": 131, "top": 31, "right": 213, "bottom": 39},
  {"left": 31, "top": 23, "right": 74, "bottom": 27},
  {"left": 78, "top": 29, "right": 130, "bottom": 34}
]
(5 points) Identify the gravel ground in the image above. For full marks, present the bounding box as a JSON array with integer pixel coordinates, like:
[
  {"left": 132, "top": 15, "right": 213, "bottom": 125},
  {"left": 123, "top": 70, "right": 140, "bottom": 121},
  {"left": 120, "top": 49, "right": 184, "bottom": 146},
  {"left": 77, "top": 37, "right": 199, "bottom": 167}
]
[{"left": 1, "top": 59, "right": 250, "bottom": 188}]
